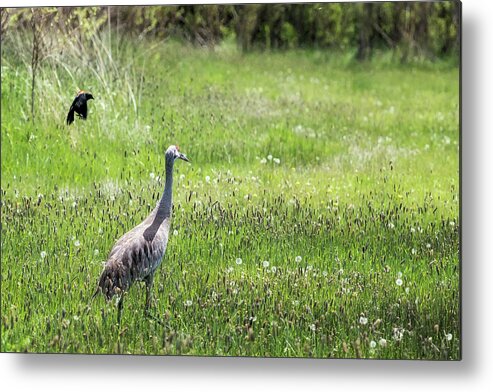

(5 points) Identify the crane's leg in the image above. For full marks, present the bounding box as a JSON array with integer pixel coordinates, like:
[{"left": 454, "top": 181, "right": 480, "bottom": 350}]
[
  {"left": 144, "top": 273, "right": 154, "bottom": 312},
  {"left": 143, "top": 274, "right": 163, "bottom": 325},
  {"left": 117, "top": 295, "right": 124, "bottom": 325}
]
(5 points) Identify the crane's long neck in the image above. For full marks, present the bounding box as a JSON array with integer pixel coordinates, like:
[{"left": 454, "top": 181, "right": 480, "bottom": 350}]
[{"left": 158, "top": 158, "right": 174, "bottom": 218}]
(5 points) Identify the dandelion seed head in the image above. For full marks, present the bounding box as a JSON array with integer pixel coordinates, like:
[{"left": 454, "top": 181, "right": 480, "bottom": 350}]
[
  {"left": 74, "top": 239, "right": 81, "bottom": 247},
  {"left": 271, "top": 266, "right": 277, "bottom": 273},
  {"left": 40, "top": 251, "right": 47, "bottom": 259},
  {"left": 262, "top": 260, "right": 269, "bottom": 268},
  {"left": 359, "top": 316, "right": 368, "bottom": 325},
  {"left": 185, "top": 300, "right": 193, "bottom": 307},
  {"left": 295, "top": 255, "right": 302, "bottom": 263},
  {"left": 273, "top": 158, "right": 280, "bottom": 164},
  {"left": 370, "top": 340, "right": 377, "bottom": 348},
  {"left": 173, "top": 229, "right": 179, "bottom": 236},
  {"left": 205, "top": 176, "right": 211, "bottom": 183},
  {"left": 396, "top": 278, "right": 403, "bottom": 286},
  {"left": 236, "top": 257, "right": 242, "bottom": 265},
  {"left": 379, "top": 338, "right": 387, "bottom": 347},
  {"left": 446, "top": 333, "right": 452, "bottom": 341},
  {"left": 149, "top": 172, "right": 155, "bottom": 180},
  {"left": 267, "top": 154, "right": 273, "bottom": 161},
  {"left": 309, "top": 324, "right": 316, "bottom": 331}
]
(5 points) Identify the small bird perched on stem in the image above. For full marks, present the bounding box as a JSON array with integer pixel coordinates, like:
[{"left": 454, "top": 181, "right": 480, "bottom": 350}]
[
  {"left": 93, "top": 145, "right": 190, "bottom": 324},
  {"left": 66, "top": 90, "right": 94, "bottom": 125}
]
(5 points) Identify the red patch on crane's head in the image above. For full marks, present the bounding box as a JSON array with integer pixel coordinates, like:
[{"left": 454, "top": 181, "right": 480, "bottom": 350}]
[{"left": 176, "top": 145, "right": 180, "bottom": 151}]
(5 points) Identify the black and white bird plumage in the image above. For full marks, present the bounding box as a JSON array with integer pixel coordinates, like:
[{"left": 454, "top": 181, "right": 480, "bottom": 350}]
[{"left": 66, "top": 90, "right": 94, "bottom": 125}]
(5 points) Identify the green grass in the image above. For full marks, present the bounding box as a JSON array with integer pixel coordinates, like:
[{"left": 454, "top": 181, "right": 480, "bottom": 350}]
[{"left": 1, "top": 37, "right": 460, "bottom": 359}]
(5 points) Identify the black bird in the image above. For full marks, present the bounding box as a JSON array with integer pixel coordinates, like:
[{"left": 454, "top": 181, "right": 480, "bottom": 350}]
[{"left": 66, "top": 90, "right": 94, "bottom": 125}]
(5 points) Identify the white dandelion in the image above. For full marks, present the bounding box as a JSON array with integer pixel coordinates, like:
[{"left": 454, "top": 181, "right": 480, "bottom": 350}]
[
  {"left": 267, "top": 154, "right": 273, "bottom": 161},
  {"left": 295, "top": 255, "right": 302, "bottom": 263},
  {"left": 370, "top": 340, "right": 377, "bottom": 349},
  {"left": 379, "top": 338, "right": 387, "bottom": 347},
  {"left": 185, "top": 300, "right": 193, "bottom": 307},
  {"left": 236, "top": 258, "right": 243, "bottom": 265},
  {"left": 205, "top": 175, "right": 211, "bottom": 183},
  {"left": 149, "top": 172, "right": 155, "bottom": 180},
  {"left": 173, "top": 229, "right": 179, "bottom": 236},
  {"left": 271, "top": 266, "right": 277, "bottom": 273},
  {"left": 309, "top": 324, "right": 316, "bottom": 332},
  {"left": 396, "top": 278, "right": 403, "bottom": 286},
  {"left": 40, "top": 251, "right": 47, "bottom": 259},
  {"left": 74, "top": 239, "right": 81, "bottom": 247},
  {"left": 446, "top": 333, "right": 453, "bottom": 341},
  {"left": 262, "top": 260, "right": 270, "bottom": 268},
  {"left": 359, "top": 316, "right": 368, "bottom": 325},
  {"left": 273, "top": 158, "right": 280, "bottom": 164}
]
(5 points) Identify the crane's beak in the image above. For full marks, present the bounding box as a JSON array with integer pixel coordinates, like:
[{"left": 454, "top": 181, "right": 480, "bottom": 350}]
[{"left": 179, "top": 153, "right": 190, "bottom": 162}]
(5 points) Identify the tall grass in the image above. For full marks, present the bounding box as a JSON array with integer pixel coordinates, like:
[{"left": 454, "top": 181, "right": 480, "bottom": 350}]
[{"left": 1, "top": 27, "right": 460, "bottom": 358}]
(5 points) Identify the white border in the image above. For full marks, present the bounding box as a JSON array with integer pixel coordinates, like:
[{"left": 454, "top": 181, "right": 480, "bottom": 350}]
[{"left": 2, "top": 1, "right": 492, "bottom": 391}]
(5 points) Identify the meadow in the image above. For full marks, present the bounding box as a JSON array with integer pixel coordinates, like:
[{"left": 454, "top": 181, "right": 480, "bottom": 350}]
[{"left": 1, "top": 36, "right": 460, "bottom": 359}]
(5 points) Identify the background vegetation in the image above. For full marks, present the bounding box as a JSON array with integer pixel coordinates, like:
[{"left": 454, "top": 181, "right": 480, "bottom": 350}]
[{"left": 1, "top": 3, "right": 459, "bottom": 359}]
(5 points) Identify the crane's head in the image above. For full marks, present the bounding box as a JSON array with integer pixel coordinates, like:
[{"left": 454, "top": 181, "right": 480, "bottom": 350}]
[{"left": 166, "top": 145, "right": 190, "bottom": 163}]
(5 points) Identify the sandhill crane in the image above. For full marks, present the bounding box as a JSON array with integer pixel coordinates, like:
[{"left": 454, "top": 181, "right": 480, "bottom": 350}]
[
  {"left": 66, "top": 90, "right": 94, "bottom": 125},
  {"left": 94, "top": 145, "right": 190, "bottom": 323}
]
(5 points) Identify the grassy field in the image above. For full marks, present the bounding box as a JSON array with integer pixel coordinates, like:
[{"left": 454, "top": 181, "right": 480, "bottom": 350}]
[{"left": 1, "top": 37, "right": 460, "bottom": 359}]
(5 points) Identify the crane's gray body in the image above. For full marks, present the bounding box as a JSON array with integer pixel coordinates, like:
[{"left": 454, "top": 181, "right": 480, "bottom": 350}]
[
  {"left": 97, "top": 206, "right": 171, "bottom": 299},
  {"left": 94, "top": 145, "right": 188, "bottom": 320}
]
